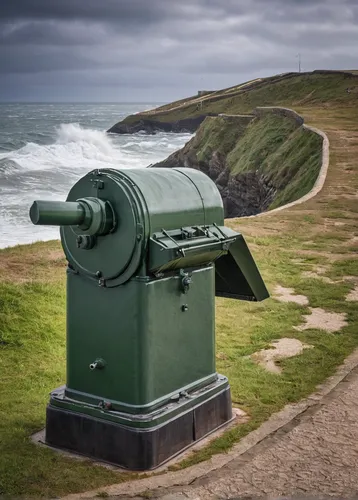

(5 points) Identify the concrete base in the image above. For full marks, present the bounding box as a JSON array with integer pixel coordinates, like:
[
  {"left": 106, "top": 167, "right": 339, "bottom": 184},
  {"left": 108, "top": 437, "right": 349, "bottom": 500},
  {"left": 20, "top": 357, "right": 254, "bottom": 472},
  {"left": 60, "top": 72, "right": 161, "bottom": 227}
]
[{"left": 31, "top": 407, "right": 248, "bottom": 472}]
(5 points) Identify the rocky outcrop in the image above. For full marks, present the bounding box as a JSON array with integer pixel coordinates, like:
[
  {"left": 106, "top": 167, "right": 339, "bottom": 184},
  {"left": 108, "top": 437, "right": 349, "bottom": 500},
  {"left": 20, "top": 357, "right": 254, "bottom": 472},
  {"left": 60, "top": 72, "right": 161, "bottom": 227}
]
[
  {"left": 107, "top": 114, "right": 216, "bottom": 135},
  {"left": 219, "top": 170, "right": 276, "bottom": 218}
]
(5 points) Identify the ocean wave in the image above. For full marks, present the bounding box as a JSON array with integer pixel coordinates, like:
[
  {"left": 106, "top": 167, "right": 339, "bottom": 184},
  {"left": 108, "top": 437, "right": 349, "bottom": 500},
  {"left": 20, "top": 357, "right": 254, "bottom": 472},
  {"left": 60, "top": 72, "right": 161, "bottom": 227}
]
[
  {"left": 0, "top": 123, "right": 192, "bottom": 179},
  {"left": 0, "top": 158, "right": 20, "bottom": 176},
  {"left": 0, "top": 123, "right": 126, "bottom": 174},
  {"left": 0, "top": 116, "right": 192, "bottom": 248}
]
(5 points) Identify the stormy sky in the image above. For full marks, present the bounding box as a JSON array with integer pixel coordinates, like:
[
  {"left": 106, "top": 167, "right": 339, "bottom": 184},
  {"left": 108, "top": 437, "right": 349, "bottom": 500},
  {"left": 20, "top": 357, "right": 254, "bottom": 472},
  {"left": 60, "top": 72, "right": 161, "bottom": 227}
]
[{"left": 1, "top": 0, "right": 357, "bottom": 102}]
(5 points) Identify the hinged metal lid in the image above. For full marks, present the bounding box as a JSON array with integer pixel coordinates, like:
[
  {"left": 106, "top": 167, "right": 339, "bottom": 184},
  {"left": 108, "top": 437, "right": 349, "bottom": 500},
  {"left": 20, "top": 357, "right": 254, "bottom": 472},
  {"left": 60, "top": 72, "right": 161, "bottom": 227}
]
[{"left": 215, "top": 234, "right": 269, "bottom": 301}]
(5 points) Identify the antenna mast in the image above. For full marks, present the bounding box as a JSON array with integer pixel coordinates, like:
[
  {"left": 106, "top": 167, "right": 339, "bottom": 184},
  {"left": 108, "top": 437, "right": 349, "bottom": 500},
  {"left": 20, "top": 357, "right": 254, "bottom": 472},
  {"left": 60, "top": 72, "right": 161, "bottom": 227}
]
[{"left": 296, "top": 53, "right": 301, "bottom": 73}]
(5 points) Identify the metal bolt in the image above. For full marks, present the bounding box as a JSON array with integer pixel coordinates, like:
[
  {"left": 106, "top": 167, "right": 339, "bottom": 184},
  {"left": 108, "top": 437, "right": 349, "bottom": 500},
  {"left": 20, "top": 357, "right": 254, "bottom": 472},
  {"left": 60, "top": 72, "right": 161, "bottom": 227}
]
[
  {"left": 95, "top": 271, "right": 102, "bottom": 278},
  {"left": 181, "top": 304, "right": 188, "bottom": 312}
]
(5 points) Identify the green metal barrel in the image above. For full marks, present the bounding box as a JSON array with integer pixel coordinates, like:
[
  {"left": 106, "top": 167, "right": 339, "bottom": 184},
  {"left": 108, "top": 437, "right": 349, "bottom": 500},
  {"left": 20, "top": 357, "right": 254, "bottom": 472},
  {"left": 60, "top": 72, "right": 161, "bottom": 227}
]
[
  {"left": 30, "top": 200, "right": 86, "bottom": 226},
  {"left": 116, "top": 167, "right": 224, "bottom": 232}
]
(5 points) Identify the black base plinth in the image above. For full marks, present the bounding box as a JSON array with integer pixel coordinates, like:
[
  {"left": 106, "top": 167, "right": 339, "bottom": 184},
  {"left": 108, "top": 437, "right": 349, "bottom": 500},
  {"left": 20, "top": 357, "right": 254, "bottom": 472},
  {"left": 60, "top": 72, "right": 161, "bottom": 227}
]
[{"left": 45, "top": 387, "right": 232, "bottom": 470}]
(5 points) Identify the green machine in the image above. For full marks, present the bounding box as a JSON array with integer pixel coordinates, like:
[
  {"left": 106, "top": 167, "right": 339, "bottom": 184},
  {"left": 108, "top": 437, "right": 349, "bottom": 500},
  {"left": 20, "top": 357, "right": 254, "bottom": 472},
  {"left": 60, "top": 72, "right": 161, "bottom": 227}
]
[{"left": 30, "top": 167, "right": 268, "bottom": 470}]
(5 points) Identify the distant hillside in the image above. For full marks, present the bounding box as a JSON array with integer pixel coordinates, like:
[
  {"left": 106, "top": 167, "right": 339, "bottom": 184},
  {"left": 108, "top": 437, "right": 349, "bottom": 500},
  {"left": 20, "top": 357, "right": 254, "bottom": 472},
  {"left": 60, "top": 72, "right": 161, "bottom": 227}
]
[{"left": 108, "top": 70, "right": 358, "bottom": 134}]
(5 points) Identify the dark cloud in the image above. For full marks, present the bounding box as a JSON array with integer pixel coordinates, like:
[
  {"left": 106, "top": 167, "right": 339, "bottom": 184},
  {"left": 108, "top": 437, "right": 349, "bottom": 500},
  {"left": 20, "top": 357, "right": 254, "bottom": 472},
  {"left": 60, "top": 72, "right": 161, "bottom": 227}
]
[
  {"left": 0, "top": 0, "right": 357, "bottom": 102},
  {"left": 0, "top": 0, "right": 173, "bottom": 23}
]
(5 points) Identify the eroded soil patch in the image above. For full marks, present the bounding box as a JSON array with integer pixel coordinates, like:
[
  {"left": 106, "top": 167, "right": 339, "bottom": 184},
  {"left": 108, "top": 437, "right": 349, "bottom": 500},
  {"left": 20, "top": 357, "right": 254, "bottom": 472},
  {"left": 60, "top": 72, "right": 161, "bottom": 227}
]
[
  {"left": 273, "top": 286, "right": 309, "bottom": 305},
  {"left": 251, "top": 338, "right": 312, "bottom": 374},
  {"left": 346, "top": 285, "right": 358, "bottom": 302},
  {"left": 294, "top": 307, "right": 348, "bottom": 333}
]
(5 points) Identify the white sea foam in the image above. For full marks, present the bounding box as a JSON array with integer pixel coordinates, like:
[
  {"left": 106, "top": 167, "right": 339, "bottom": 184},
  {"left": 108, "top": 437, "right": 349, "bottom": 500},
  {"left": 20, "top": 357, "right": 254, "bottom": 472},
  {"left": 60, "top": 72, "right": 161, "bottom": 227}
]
[
  {"left": 0, "top": 123, "right": 125, "bottom": 173},
  {"left": 0, "top": 124, "right": 191, "bottom": 175},
  {"left": 0, "top": 121, "right": 191, "bottom": 248}
]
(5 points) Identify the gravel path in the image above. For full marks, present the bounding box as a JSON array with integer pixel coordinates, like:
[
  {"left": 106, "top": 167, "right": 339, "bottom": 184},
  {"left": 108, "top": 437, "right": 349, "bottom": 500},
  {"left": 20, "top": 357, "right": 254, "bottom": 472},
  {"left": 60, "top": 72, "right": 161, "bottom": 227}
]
[{"left": 117, "top": 367, "right": 358, "bottom": 500}]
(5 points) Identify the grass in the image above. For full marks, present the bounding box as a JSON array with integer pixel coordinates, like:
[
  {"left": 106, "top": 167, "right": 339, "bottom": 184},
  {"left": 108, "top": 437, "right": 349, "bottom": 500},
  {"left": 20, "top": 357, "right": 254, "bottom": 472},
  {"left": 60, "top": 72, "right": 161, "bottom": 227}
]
[
  {"left": 227, "top": 113, "right": 300, "bottom": 173},
  {"left": 172, "top": 115, "right": 253, "bottom": 167},
  {"left": 195, "top": 116, "right": 251, "bottom": 163},
  {"left": 227, "top": 113, "right": 323, "bottom": 208},
  {"left": 178, "top": 110, "right": 323, "bottom": 210},
  {"left": 1, "top": 75, "right": 358, "bottom": 496}
]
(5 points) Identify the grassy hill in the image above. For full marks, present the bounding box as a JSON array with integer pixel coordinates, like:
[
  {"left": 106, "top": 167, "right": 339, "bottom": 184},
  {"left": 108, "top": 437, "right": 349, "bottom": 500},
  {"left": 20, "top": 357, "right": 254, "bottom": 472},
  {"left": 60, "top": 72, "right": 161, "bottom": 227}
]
[{"left": 110, "top": 71, "right": 358, "bottom": 132}]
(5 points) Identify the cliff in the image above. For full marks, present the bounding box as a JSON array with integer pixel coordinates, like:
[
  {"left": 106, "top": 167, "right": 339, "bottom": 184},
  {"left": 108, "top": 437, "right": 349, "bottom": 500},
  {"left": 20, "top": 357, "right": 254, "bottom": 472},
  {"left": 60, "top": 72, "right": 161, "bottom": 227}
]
[{"left": 151, "top": 108, "right": 323, "bottom": 218}]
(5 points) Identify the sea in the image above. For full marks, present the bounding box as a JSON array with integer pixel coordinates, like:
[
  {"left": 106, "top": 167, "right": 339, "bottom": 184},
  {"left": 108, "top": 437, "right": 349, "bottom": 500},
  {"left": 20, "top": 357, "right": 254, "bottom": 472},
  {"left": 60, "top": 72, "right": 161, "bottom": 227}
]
[{"left": 0, "top": 103, "right": 191, "bottom": 248}]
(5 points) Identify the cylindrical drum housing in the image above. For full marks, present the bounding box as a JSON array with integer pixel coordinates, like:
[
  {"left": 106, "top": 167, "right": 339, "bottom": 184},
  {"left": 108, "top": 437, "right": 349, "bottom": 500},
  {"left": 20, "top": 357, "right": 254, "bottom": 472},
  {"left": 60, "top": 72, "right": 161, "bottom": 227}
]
[{"left": 59, "top": 168, "right": 224, "bottom": 286}]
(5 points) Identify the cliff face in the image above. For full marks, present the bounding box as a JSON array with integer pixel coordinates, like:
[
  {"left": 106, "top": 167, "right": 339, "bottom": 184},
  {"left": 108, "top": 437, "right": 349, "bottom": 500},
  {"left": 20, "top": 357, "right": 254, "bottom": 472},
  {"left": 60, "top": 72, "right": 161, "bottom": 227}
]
[
  {"left": 151, "top": 109, "right": 323, "bottom": 218},
  {"left": 107, "top": 114, "right": 215, "bottom": 134},
  {"left": 151, "top": 114, "right": 274, "bottom": 216}
]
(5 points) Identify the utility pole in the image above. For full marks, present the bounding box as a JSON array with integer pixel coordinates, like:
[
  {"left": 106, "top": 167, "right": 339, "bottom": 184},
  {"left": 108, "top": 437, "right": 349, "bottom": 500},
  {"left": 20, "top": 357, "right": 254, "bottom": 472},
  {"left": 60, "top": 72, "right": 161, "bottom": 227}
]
[{"left": 296, "top": 53, "right": 301, "bottom": 73}]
